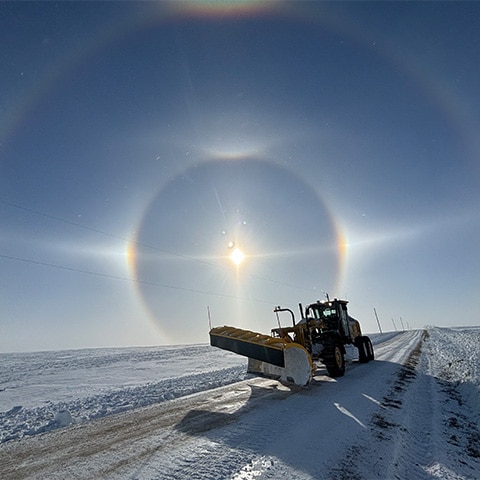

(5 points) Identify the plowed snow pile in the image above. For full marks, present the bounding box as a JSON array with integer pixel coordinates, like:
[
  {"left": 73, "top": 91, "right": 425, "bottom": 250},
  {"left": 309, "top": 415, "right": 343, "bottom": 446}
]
[
  {"left": 427, "top": 327, "right": 480, "bottom": 426},
  {"left": 1, "top": 327, "right": 479, "bottom": 479}
]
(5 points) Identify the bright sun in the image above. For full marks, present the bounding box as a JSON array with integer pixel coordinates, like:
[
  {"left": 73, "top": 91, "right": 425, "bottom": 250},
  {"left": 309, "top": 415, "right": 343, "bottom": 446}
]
[{"left": 230, "top": 247, "right": 245, "bottom": 266}]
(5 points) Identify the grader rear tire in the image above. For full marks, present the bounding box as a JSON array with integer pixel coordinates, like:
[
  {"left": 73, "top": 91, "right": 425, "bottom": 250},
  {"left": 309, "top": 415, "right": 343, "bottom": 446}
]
[
  {"left": 365, "top": 336, "right": 374, "bottom": 361},
  {"left": 357, "top": 336, "right": 370, "bottom": 363}
]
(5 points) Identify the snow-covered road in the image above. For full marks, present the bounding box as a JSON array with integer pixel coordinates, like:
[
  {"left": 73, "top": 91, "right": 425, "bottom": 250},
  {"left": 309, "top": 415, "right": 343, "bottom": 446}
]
[{"left": 1, "top": 328, "right": 479, "bottom": 479}]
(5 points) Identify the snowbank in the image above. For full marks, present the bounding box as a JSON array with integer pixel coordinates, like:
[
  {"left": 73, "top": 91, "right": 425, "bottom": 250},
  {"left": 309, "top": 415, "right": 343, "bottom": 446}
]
[{"left": 426, "top": 326, "right": 480, "bottom": 428}]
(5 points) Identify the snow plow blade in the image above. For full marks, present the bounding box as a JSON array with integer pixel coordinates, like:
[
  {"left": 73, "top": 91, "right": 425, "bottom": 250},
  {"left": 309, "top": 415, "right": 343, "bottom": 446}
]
[{"left": 209, "top": 326, "right": 315, "bottom": 386}]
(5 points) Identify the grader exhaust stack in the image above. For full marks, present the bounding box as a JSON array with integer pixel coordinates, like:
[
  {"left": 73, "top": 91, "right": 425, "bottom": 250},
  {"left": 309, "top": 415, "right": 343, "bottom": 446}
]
[{"left": 209, "top": 298, "right": 374, "bottom": 386}]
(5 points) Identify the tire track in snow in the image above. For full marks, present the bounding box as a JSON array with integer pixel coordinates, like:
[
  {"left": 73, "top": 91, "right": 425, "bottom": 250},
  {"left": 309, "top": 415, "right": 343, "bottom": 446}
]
[
  {"left": 386, "top": 343, "right": 439, "bottom": 480},
  {"left": 372, "top": 329, "right": 422, "bottom": 364},
  {"left": 327, "top": 331, "right": 425, "bottom": 480}
]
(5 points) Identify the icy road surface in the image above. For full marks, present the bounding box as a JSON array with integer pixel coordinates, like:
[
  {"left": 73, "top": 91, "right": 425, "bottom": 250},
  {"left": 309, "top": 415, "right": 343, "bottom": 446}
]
[{"left": 1, "top": 327, "right": 479, "bottom": 479}]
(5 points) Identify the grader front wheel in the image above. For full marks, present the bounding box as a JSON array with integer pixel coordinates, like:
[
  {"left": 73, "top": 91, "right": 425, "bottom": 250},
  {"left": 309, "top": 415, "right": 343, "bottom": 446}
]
[{"left": 325, "top": 345, "right": 345, "bottom": 377}]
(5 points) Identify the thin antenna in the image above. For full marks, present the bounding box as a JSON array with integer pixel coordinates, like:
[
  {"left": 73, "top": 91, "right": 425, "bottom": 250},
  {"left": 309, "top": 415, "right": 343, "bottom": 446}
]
[
  {"left": 207, "top": 306, "right": 212, "bottom": 330},
  {"left": 392, "top": 318, "right": 398, "bottom": 331},
  {"left": 400, "top": 317, "right": 405, "bottom": 331}
]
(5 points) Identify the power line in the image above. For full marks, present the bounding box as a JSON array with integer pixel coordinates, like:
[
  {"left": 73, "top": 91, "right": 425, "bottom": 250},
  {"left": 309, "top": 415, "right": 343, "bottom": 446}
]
[
  {"left": 0, "top": 253, "right": 274, "bottom": 305},
  {"left": 0, "top": 199, "right": 221, "bottom": 269},
  {"left": 1, "top": 198, "right": 324, "bottom": 294}
]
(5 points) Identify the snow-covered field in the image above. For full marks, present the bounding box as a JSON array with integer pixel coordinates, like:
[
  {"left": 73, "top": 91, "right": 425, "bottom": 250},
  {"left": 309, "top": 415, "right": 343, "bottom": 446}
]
[
  {"left": 0, "top": 344, "right": 249, "bottom": 443},
  {"left": 1, "top": 327, "right": 479, "bottom": 479}
]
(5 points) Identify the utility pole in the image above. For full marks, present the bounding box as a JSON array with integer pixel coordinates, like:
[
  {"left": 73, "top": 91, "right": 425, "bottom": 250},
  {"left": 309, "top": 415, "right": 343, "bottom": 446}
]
[
  {"left": 392, "top": 318, "right": 398, "bottom": 331},
  {"left": 207, "top": 306, "right": 212, "bottom": 330},
  {"left": 373, "top": 308, "right": 383, "bottom": 334},
  {"left": 400, "top": 317, "right": 405, "bottom": 331}
]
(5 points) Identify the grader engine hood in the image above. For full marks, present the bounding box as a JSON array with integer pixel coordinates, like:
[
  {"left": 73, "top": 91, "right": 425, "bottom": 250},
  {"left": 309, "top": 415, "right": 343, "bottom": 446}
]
[{"left": 209, "top": 326, "right": 315, "bottom": 386}]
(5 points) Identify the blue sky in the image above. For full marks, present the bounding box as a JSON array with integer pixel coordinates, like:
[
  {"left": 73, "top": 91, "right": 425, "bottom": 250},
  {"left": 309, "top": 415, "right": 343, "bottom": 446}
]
[{"left": 1, "top": 2, "right": 479, "bottom": 352}]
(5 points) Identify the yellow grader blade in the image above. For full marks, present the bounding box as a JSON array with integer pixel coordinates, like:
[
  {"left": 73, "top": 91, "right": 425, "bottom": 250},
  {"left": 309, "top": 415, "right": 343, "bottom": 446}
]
[{"left": 209, "top": 326, "right": 315, "bottom": 386}]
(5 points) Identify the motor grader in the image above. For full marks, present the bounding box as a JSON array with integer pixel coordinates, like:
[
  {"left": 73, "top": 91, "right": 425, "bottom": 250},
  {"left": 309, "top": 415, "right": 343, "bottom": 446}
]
[{"left": 210, "top": 298, "right": 374, "bottom": 386}]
